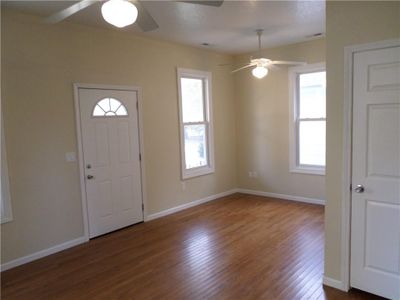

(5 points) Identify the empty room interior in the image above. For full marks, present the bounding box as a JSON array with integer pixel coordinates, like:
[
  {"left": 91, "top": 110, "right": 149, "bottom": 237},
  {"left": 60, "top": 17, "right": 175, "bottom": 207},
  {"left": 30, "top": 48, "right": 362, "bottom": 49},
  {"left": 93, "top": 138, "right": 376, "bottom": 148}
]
[{"left": 1, "top": 1, "right": 399, "bottom": 299}]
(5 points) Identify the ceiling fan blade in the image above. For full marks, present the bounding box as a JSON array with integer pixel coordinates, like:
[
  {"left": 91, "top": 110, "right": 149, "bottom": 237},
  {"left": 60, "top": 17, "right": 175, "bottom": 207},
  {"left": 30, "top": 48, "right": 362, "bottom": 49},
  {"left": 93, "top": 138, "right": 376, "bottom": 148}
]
[
  {"left": 270, "top": 61, "right": 306, "bottom": 66},
  {"left": 180, "top": 1, "right": 224, "bottom": 7},
  {"left": 231, "top": 63, "right": 256, "bottom": 74},
  {"left": 44, "top": 0, "right": 97, "bottom": 24},
  {"left": 266, "top": 64, "right": 280, "bottom": 71},
  {"left": 131, "top": 0, "right": 159, "bottom": 32}
]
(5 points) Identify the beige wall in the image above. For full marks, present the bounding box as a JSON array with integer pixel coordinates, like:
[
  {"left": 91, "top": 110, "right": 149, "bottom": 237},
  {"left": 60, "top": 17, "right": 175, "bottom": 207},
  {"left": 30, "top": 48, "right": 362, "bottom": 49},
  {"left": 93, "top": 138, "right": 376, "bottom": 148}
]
[
  {"left": 5, "top": 2, "right": 398, "bottom": 275},
  {"left": 325, "top": 1, "right": 400, "bottom": 281},
  {"left": 234, "top": 39, "right": 326, "bottom": 200},
  {"left": 0, "top": 11, "right": 237, "bottom": 264}
]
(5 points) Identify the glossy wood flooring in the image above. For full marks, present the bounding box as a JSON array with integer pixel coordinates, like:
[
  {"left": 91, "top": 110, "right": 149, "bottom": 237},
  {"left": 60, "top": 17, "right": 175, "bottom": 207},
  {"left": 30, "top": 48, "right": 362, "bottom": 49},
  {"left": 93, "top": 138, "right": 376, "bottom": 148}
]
[{"left": 2, "top": 194, "right": 384, "bottom": 299}]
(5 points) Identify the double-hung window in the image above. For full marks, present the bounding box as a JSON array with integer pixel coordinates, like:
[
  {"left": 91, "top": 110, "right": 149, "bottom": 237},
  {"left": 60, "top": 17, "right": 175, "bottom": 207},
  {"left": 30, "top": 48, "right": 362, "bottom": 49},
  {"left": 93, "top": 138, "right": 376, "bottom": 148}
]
[
  {"left": 177, "top": 68, "right": 214, "bottom": 179},
  {"left": 289, "top": 63, "right": 326, "bottom": 175}
]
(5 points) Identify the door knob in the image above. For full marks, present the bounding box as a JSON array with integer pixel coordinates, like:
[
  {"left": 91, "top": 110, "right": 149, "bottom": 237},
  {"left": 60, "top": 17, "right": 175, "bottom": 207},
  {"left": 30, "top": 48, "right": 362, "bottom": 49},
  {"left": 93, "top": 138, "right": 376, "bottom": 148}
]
[
  {"left": 87, "top": 175, "right": 94, "bottom": 180},
  {"left": 354, "top": 184, "right": 364, "bottom": 193}
]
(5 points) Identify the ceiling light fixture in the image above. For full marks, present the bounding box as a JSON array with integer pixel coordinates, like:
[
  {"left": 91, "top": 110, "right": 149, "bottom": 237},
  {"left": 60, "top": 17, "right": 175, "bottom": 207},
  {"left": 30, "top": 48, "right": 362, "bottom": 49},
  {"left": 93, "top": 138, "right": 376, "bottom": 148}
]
[
  {"left": 101, "top": 0, "right": 138, "bottom": 28},
  {"left": 252, "top": 65, "right": 268, "bottom": 79},
  {"left": 232, "top": 30, "right": 305, "bottom": 77}
]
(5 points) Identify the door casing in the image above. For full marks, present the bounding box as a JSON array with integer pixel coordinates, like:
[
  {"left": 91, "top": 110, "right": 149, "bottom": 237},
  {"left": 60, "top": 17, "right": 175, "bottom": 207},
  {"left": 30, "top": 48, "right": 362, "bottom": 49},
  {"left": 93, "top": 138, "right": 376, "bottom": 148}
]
[
  {"left": 337, "top": 38, "right": 400, "bottom": 292},
  {"left": 73, "top": 83, "right": 147, "bottom": 241}
]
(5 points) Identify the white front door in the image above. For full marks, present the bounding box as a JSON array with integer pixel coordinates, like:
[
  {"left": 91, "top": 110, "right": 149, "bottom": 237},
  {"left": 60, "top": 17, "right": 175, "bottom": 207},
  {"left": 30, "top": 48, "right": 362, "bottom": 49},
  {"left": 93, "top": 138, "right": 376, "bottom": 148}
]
[
  {"left": 78, "top": 87, "right": 143, "bottom": 238},
  {"left": 350, "top": 45, "right": 400, "bottom": 299}
]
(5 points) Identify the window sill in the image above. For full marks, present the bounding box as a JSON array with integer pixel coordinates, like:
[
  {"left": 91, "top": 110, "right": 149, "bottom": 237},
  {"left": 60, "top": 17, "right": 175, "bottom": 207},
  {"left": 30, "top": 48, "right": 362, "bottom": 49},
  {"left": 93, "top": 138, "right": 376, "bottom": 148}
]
[
  {"left": 1, "top": 216, "right": 14, "bottom": 224},
  {"left": 290, "top": 167, "right": 325, "bottom": 176},
  {"left": 182, "top": 166, "right": 215, "bottom": 180}
]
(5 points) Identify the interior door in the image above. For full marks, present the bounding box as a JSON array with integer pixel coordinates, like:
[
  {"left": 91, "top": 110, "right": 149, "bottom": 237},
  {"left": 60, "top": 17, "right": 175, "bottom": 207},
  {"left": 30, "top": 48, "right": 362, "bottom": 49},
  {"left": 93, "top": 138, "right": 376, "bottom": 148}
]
[
  {"left": 78, "top": 87, "right": 143, "bottom": 238},
  {"left": 350, "top": 45, "right": 400, "bottom": 299}
]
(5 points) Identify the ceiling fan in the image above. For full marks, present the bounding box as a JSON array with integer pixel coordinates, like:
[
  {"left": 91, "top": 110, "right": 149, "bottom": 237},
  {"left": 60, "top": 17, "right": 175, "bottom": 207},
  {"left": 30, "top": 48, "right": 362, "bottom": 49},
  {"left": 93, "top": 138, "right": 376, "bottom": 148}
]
[
  {"left": 45, "top": 0, "right": 224, "bottom": 31},
  {"left": 232, "top": 29, "right": 306, "bottom": 79}
]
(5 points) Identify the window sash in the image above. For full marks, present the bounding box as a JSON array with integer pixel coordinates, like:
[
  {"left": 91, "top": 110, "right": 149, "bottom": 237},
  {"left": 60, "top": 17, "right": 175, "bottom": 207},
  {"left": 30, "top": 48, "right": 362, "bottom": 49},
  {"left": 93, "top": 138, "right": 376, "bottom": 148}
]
[
  {"left": 183, "top": 123, "right": 210, "bottom": 170},
  {"left": 180, "top": 76, "right": 209, "bottom": 123},
  {"left": 296, "top": 119, "right": 326, "bottom": 168}
]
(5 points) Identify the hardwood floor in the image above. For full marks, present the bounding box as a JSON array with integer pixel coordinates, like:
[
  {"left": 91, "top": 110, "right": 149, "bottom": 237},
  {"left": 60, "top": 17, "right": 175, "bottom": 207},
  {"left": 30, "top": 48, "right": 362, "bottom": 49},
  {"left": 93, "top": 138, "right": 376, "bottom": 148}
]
[{"left": 1, "top": 194, "right": 384, "bottom": 299}]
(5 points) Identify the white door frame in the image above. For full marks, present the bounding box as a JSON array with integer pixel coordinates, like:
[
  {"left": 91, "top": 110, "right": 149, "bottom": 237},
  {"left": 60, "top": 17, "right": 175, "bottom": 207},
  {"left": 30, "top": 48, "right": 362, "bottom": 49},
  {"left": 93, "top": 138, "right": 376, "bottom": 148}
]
[
  {"left": 341, "top": 38, "right": 400, "bottom": 291},
  {"left": 73, "top": 83, "right": 147, "bottom": 241}
]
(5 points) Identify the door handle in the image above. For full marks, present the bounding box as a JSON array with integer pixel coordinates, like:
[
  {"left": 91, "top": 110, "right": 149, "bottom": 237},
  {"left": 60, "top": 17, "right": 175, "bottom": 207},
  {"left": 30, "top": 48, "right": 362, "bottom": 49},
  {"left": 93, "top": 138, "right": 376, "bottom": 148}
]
[
  {"left": 354, "top": 184, "right": 364, "bottom": 193},
  {"left": 87, "top": 175, "right": 94, "bottom": 180}
]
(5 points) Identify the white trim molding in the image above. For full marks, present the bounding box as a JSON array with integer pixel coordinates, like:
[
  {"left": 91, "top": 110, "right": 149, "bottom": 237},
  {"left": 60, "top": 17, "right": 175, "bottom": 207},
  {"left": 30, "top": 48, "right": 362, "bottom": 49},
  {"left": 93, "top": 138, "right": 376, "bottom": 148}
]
[
  {"left": 1, "top": 115, "right": 13, "bottom": 224},
  {"left": 1, "top": 189, "right": 237, "bottom": 271},
  {"left": 237, "top": 189, "right": 325, "bottom": 206},
  {"left": 145, "top": 189, "right": 238, "bottom": 221},
  {"left": 341, "top": 38, "right": 400, "bottom": 292},
  {"left": 323, "top": 276, "right": 347, "bottom": 291},
  {"left": 1, "top": 236, "right": 87, "bottom": 272},
  {"left": 1, "top": 187, "right": 325, "bottom": 271},
  {"left": 145, "top": 188, "right": 325, "bottom": 222}
]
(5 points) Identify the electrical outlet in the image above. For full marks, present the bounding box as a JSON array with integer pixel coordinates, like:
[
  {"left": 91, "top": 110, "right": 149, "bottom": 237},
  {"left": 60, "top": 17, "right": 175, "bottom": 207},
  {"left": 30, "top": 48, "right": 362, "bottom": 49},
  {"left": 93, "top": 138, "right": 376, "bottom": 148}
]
[{"left": 248, "top": 171, "right": 258, "bottom": 178}]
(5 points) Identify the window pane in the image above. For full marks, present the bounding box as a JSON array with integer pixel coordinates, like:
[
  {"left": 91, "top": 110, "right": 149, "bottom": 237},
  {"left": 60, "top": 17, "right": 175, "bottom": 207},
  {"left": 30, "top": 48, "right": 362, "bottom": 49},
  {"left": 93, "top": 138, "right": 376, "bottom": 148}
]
[
  {"left": 184, "top": 125, "right": 207, "bottom": 169},
  {"left": 93, "top": 98, "right": 128, "bottom": 117},
  {"left": 299, "top": 71, "right": 326, "bottom": 118},
  {"left": 181, "top": 78, "right": 204, "bottom": 123},
  {"left": 299, "top": 120, "right": 326, "bottom": 166}
]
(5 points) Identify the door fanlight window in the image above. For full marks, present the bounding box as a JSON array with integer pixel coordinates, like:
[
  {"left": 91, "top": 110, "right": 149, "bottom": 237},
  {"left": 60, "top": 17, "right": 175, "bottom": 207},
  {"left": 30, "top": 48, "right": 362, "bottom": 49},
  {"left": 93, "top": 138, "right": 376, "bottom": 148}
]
[{"left": 92, "top": 98, "right": 128, "bottom": 117}]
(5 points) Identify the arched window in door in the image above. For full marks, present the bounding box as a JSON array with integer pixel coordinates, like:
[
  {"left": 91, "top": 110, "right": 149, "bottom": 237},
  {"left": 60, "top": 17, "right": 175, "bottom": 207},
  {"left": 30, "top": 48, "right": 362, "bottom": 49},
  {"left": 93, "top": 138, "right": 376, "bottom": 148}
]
[{"left": 92, "top": 98, "right": 128, "bottom": 117}]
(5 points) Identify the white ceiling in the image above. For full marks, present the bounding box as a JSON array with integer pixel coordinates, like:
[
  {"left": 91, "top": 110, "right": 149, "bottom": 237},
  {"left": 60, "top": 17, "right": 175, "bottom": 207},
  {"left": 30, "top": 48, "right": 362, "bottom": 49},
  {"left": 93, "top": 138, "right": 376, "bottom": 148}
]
[{"left": 3, "top": 0, "right": 325, "bottom": 54}]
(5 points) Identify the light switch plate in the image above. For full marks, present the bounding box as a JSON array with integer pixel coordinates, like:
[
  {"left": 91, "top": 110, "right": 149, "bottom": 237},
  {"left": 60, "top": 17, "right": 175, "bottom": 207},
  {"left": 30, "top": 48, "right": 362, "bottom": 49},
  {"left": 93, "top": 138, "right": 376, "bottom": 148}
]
[{"left": 65, "top": 152, "right": 77, "bottom": 162}]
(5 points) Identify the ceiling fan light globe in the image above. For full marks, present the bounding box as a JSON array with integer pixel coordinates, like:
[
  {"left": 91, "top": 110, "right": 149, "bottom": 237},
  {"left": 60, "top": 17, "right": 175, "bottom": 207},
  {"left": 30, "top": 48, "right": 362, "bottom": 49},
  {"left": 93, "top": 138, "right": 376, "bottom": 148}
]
[
  {"left": 252, "top": 66, "right": 268, "bottom": 79},
  {"left": 101, "top": 0, "right": 138, "bottom": 28}
]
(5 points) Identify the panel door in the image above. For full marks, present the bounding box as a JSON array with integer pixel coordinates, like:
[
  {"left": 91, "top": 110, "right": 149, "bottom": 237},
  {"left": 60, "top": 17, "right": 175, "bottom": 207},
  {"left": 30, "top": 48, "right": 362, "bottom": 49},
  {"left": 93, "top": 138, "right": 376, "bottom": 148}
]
[
  {"left": 350, "top": 45, "right": 400, "bottom": 299},
  {"left": 78, "top": 88, "right": 143, "bottom": 238}
]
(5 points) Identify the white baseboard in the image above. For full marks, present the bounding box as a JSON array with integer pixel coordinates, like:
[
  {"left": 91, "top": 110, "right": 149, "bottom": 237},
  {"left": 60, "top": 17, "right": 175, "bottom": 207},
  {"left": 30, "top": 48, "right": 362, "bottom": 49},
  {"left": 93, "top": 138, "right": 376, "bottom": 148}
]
[
  {"left": 237, "top": 188, "right": 325, "bottom": 205},
  {"left": 1, "top": 236, "right": 88, "bottom": 272},
  {"left": 1, "top": 188, "right": 322, "bottom": 271},
  {"left": 145, "top": 189, "right": 239, "bottom": 221},
  {"left": 323, "top": 276, "right": 348, "bottom": 291},
  {"left": 1, "top": 189, "right": 238, "bottom": 272}
]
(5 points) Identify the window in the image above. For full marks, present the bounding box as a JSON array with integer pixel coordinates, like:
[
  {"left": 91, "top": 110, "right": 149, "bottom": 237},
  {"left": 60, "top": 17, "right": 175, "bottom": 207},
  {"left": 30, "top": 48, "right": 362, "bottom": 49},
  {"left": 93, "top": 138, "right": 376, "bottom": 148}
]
[
  {"left": 289, "top": 63, "right": 326, "bottom": 175},
  {"left": 177, "top": 68, "right": 214, "bottom": 179},
  {"left": 1, "top": 117, "right": 13, "bottom": 224},
  {"left": 92, "top": 98, "right": 128, "bottom": 117}
]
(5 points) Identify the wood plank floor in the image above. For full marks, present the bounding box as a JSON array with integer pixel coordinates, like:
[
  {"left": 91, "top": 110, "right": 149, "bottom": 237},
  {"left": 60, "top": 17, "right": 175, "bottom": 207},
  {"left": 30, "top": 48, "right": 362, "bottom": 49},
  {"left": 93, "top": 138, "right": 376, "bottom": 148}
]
[{"left": 1, "top": 194, "right": 385, "bottom": 299}]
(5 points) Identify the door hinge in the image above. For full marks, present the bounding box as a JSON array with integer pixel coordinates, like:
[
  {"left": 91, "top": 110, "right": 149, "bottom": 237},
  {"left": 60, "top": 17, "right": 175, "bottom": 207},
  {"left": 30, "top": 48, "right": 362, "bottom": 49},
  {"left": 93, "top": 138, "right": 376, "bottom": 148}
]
[
  {"left": 350, "top": 183, "right": 352, "bottom": 191},
  {"left": 136, "top": 100, "right": 138, "bottom": 110},
  {"left": 139, "top": 153, "right": 142, "bottom": 161},
  {"left": 142, "top": 203, "right": 144, "bottom": 211}
]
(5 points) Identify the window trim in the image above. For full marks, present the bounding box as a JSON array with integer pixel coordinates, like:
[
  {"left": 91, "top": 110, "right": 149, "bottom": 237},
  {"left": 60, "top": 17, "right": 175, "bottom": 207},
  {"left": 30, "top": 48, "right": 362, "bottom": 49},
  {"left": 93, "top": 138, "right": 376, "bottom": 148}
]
[
  {"left": 1, "top": 116, "right": 13, "bottom": 224},
  {"left": 289, "top": 62, "right": 326, "bottom": 176},
  {"left": 177, "top": 68, "right": 214, "bottom": 180}
]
